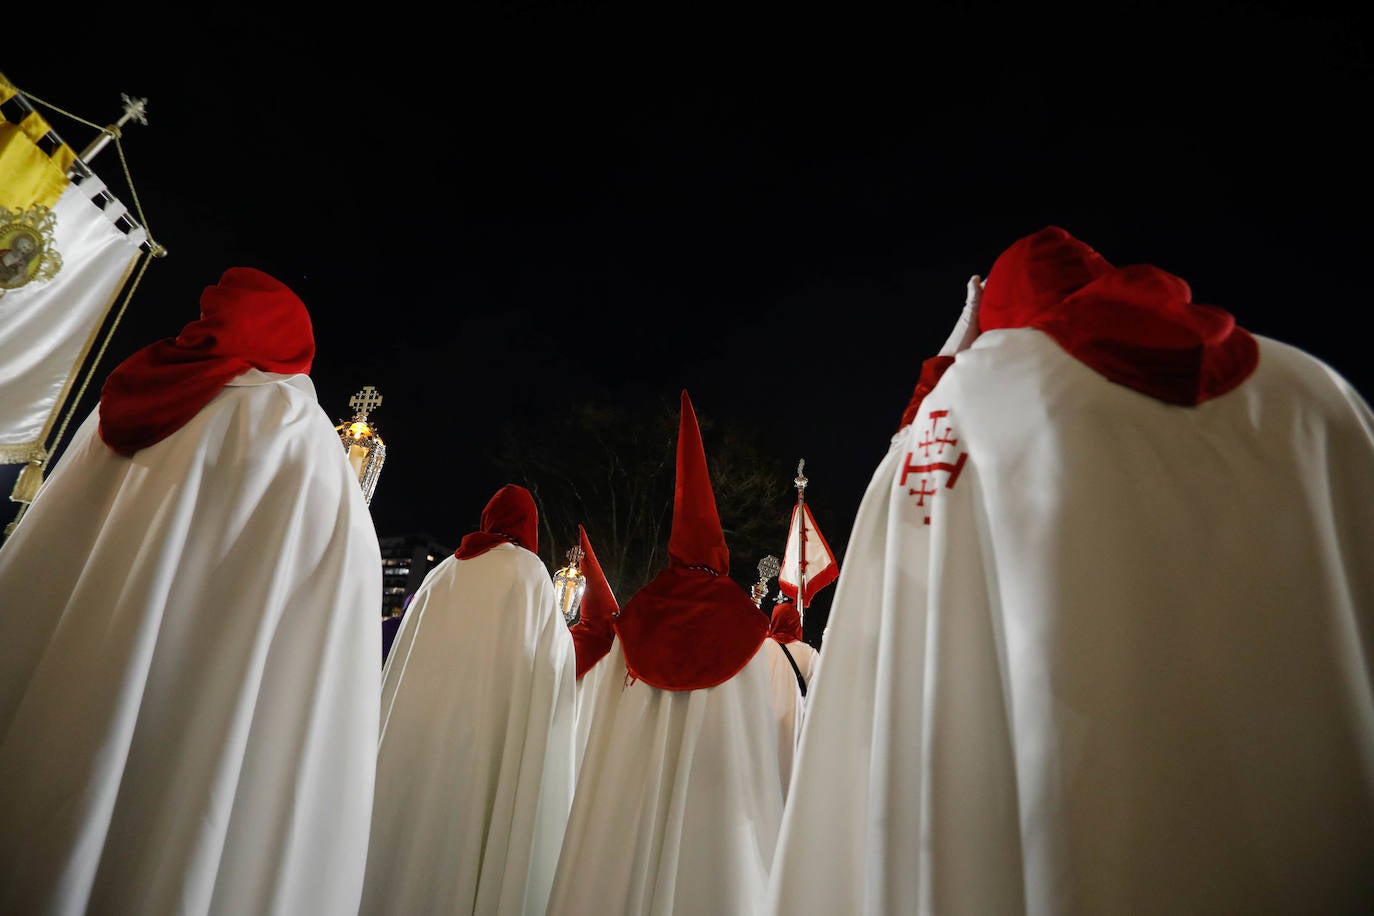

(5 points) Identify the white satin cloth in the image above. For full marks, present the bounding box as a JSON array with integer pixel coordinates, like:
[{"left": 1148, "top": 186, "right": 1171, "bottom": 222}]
[
  {"left": 0, "top": 171, "right": 145, "bottom": 462},
  {"left": 767, "top": 330, "right": 1374, "bottom": 915},
  {"left": 361, "top": 543, "right": 577, "bottom": 916},
  {"left": 547, "top": 641, "right": 785, "bottom": 916},
  {"left": 573, "top": 645, "right": 614, "bottom": 772},
  {"left": 0, "top": 370, "right": 382, "bottom": 915},
  {"left": 762, "top": 638, "right": 817, "bottom": 795}
]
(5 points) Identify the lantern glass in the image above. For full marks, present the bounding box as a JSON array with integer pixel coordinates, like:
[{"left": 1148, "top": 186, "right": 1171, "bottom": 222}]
[
  {"left": 553, "top": 566, "right": 586, "bottom": 626},
  {"left": 553, "top": 544, "right": 587, "bottom": 626},
  {"left": 336, "top": 386, "right": 386, "bottom": 506}
]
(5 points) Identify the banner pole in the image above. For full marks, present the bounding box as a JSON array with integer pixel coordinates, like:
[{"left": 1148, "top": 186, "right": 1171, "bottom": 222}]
[{"left": 793, "top": 459, "right": 808, "bottom": 625}]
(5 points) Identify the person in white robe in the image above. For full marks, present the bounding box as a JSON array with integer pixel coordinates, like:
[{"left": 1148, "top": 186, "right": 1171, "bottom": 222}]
[
  {"left": 546, "top": 390, "right": 786, "bottom": 916},
  {"left": 361, "top": 483, "right": 577, "bottom": 916},
  {"left": 767, "top": 226, "right": 1374, "bottom": 915},
  {"left": 0, "top": 267, "right": 382, "bottom": 916},
  {"left": 567, "top": 524, "right": 620, "bottom": 769},
  {"left": 760, "top": 599, "right": 818, "bottom": 794}
]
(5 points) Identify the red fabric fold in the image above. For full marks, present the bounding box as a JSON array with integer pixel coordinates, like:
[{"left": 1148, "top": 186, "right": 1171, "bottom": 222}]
[
  {"left": 614, "top": 566, "right": 769, "bottom": 690},
  {"left": 767, "top": 600, "right": 804, "bottom": 644},
  {"left": 98, "top": 267, "right": 314, "bottom": 456},
  {"left": 980, "top": 226, "right": 1258, "bottom": 406},
  {"left": 454, "top": 484, "right": 539, "bottom": 560},
  {"left": 897, "top": 355, "right": 956, "bottom": 432},
  {"left": 569, "top": 525, "right": 618, "bottom": 680}
]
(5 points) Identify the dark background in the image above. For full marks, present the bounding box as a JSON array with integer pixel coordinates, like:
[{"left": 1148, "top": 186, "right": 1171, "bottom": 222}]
[{"left": 4, "top": 2, "right": 1370, "bottom": 637}]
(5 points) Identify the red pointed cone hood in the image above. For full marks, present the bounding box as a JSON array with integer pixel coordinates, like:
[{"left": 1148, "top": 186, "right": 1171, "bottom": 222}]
[
  {"left": 569, "top": 524, "right": 618, "bottom": 679},
  {"left": 668, "top": 390, "right": 730, "bottom": 574},
  {"left": 612, "top": 390, "right": 769, "bottom": 691}
]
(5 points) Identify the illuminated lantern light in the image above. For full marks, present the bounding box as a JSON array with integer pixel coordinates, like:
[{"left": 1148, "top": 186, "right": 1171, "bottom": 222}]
[
  {"left": 553, "top": 544, "right": 588, "bottom": 626},
  {"left": 336, "top": 386, "right": 386, "bottom": 506}
]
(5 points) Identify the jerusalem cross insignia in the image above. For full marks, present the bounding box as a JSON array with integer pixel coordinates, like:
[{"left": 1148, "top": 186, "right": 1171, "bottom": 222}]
[{"left": 899, "top": 408, "right": 967, "bottom": 525}]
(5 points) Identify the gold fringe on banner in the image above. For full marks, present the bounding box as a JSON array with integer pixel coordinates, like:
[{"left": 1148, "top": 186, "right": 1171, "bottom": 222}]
[
  {"left": 10, "top": 457, "right": 46, "bottom": 504},
  {"left": 0, "top": 442, "right": 47, "bottom": 464}
]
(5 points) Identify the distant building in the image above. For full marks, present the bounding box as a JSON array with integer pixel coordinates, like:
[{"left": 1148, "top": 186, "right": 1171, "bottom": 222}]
[{"left": 379, "top": 533, "right": 450, "bottom": 617}]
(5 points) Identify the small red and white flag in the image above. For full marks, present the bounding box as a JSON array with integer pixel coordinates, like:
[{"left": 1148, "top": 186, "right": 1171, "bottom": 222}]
[{"left": 778, "top": 502, "right": 839, "bottom": 606}]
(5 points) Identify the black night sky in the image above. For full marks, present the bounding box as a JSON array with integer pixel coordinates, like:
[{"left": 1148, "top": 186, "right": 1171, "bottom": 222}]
[{"left": 3, "top": 2, "right": 1371, "bottom": 633}]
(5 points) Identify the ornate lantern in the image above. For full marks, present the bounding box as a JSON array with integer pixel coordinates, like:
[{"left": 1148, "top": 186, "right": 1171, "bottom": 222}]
[
  {"left": 553, "top": 544, "right": 588, "bottom": 626},
  {"left": 752, "top": 554, "right": 780, "bottom": 608},
  {"left": 336, "top": 385, "right": 386, "bottom": 506}
]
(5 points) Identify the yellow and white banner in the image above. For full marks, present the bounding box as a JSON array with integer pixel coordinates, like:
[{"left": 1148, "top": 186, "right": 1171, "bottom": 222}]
[{"left": 0, "top": 74, "right": 145, "bottom": 465}]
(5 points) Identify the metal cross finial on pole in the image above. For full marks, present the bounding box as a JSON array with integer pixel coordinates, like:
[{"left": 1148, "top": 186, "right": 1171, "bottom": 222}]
[
  {"left": 349, "top": 386, "right": 383, "bottom": 420},
  {"left": 78, "top": 93, "right": 149, "bottom": 165},
  {"left": 338, "top": 387, "right": 386, "bottom": 506}
]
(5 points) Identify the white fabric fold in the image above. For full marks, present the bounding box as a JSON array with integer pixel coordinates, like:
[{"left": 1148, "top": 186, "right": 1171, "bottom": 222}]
[
  {"left": 362, "top": 543, "right": 577, "bottom": 916},
  {"left": 762, "top": 638, "right": 817, "bottom": 795},
  {"left": 0, "top": 174, "right": 145, "bottom": 462},
  {"left": 548, "top": 642, "right": 785, "bottom": 916},
  {"left": 768, "top": 330, "right": 1374, "bottom": 915},
  {"left": 0, "top": 372, "right": 381, "bottom": 915},
  {"left": 574, "top": 646, "right": 614, "bottom": 771}
]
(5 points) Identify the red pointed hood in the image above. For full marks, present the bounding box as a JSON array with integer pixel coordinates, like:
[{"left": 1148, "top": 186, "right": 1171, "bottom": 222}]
[
  {"left": 98, "top": 267, "right": 315, "bottom": 455},
  {"left": 569, "top": 524, "right": 618, "bottom": 679},
  {"left": 667, "top": 390, "right": 730, "bottom": 574},
  {"left": 612, "top": 390, "right": 769, "bottom": 690},
  {"left": 767, "top": 600, "right": 804, "bottom": 644},
  {"left": 454, "top": 484, "right": 539, "bottom": 560},
  {"left": 979, "top": 226, "right": 1258, "bottom": 406}
]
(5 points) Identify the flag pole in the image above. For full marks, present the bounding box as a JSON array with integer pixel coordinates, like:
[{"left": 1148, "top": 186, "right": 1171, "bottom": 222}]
[
  {"left": 3, "top": 84, "right": 159, "bottom": 254},
  {"left": 793, "top": 458, "right": 808, "bottom": 627},
  {"left": 76, "top": 93, "right": 149, "bottom": 166}
]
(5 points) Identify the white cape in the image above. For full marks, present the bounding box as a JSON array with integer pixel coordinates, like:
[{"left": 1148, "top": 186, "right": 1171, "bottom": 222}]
[
  {"left": 548, "top": 641, "right": 785, "bottom": 916},
  {"left": 0, "top": 371, "right": 382, "bottom": 915},
  {"left": 767, "top": 331, "right": 1374, "bottom": 915},
  {"left": 761, "top": 638, "right": 817, "bottom": 794},
  {"left": 574, "top": 644, "right": 614, "bottom": 771},
  {"left": 362, "top": 544, "right": 577, "bottom": 916}
]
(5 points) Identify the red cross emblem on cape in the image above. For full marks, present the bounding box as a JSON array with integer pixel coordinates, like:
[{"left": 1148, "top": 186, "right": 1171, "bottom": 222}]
[{"left": 899, "top": 408, "right": 967, "bottom": 525}]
